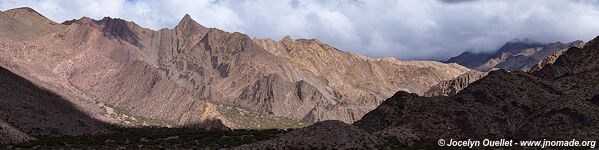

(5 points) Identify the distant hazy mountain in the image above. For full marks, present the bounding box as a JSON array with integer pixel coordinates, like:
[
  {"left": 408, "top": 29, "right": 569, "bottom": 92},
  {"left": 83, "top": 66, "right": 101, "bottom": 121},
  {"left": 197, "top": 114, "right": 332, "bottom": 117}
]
[
  {"left": 447, "top": 40, "right": 584, "bottom": 71},
  {"left": 427, "top": 40, "right": 586, "bottom": 97},
  {"left": 0, "top": 7, "right": 471, "bottom": 141}
]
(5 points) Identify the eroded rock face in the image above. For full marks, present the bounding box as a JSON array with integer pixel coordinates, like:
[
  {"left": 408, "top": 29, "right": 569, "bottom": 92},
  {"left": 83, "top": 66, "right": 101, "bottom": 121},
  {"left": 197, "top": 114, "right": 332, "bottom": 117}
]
[
  {"left": 0, "top": 7, "right": 471, "bottom": 130},
  {"left": 354, "top": 35, "right": 599, "bottom": 145},
  {"left": 424, "top": 71, "right": 488, "bottom": 97}
]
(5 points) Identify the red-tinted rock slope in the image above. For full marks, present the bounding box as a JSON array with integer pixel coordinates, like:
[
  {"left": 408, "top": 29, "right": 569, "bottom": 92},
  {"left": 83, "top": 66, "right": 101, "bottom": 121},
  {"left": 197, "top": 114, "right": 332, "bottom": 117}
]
[{"left": 0, "top": 7, "right": 471, "bottom": 131}]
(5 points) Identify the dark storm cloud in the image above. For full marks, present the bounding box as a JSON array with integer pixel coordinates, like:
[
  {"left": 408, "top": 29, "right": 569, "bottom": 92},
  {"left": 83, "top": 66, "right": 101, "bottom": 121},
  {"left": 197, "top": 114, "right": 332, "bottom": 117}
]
[{"left": 1, "top": 0, "right": 599, "bottom": 60}]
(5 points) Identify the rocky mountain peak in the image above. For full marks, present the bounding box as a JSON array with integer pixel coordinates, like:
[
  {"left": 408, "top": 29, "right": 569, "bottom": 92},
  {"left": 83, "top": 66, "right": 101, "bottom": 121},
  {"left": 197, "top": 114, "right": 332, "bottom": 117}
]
[
  {"left": 99, "top": 17, "right": 141, "bottom": 45},
  {"left": 280, "top": 35, "right": 294, "bottom": 43},
  {"left": 61, "top": 17, "right": 92, "bottom": 25},
  {"left": 1, "top": 7, "right": 61, "bottom": 41},
  {"left": 4, "top": 7, "right": 45, "bottom": 18},
  {"left": 174, "top": 14, "right": 209, "bottom": 43},
  {"left": 584, "top": 35, "right": 599, "bottom": 50},
  {"left": 4, "top": 7, "right": 33, "bottom": 13},
  {"left": 571, "top": 40, "right": 585, "bottom": 46},
  {"left": 497, "top": 39, "right": 546, "bottom": 55},
  {"left": 60, "top": 16, "right": 142, "bottom": 47},
  {"left": 2, "top": 7, "right": 57, "bottom": 25},
  {"left": 176, "top": 14, "right": 207, "bottom": 32},
  {"left": 61, "top": 16, "right": 135, "bottom": 28}
]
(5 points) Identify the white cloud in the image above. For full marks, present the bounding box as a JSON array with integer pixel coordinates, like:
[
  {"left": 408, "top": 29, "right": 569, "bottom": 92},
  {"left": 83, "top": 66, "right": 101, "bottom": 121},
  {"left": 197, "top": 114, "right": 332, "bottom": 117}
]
[{"left": 1, "top": 0, "right": 599, "bottom": 60}]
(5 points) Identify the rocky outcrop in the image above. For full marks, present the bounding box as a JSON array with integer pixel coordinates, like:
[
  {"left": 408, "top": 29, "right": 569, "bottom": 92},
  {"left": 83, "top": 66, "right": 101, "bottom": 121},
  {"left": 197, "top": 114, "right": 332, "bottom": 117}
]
[
  {"left": 237, "top": 120, "right": 383, "bottom": 149},
  {"left": 354, "top": 35, "right": 599, "bottom": 145},
  {"left": 0, "top": 7, "right": 472, "bottom": 129},
  {"left": 423, "top": 71, "right": 487, "bottom": 96}
]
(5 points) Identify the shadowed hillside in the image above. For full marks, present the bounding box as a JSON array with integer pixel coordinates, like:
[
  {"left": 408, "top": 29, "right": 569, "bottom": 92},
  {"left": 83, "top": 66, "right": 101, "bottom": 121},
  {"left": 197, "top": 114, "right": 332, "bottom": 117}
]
[{"left": 0, "top": 66, "right": 109, "bottom": 144}]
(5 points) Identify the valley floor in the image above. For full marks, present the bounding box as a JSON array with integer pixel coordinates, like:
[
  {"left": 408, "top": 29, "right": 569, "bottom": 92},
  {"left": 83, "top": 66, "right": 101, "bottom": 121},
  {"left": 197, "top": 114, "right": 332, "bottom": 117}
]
[{"left": 2, "top": 127, "right": 288, "bottom": 149}]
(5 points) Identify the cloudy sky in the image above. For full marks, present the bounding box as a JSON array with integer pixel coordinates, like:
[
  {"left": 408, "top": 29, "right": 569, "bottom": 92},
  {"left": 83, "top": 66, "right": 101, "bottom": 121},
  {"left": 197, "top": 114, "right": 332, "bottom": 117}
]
[{"left": 2, "top": 0, "right": 599, "bottom": 60}]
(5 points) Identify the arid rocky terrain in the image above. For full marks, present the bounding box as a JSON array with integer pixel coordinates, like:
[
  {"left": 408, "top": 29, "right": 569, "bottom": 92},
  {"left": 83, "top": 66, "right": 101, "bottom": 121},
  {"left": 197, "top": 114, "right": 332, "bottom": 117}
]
[
  {"left": 0, "top": 7, "right": 474, "bottom": 145},
  {"left": 2, "top": 6, "right": 598, "bottom": 149}
]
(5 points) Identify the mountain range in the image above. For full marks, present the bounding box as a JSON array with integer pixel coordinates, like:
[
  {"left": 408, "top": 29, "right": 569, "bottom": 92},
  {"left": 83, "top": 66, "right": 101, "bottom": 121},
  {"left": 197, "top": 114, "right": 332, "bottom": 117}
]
[
  {"left": 1, "top": 7, "right": 598, "bottom": 149},
  {"left": 0, "top": 7, "right": 471, "bottom": 144}
]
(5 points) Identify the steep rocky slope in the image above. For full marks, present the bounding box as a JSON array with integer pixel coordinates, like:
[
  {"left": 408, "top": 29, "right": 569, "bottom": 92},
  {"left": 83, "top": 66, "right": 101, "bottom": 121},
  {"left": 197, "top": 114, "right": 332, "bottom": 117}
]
[
  {"left": 354, "top": 35, "right": 599, "bottom": 145},
  {"left": 447, "top": 40, "right": 584, "bottom": 71},
  {"left": 0, "top": 7, "right": 471, "bottom": 130}
]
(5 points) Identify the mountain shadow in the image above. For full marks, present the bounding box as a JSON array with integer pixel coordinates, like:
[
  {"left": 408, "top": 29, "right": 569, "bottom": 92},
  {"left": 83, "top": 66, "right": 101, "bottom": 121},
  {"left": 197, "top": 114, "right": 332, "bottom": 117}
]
[{"left": 0, "top": 65, "right": 110, "bottom": 144}]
